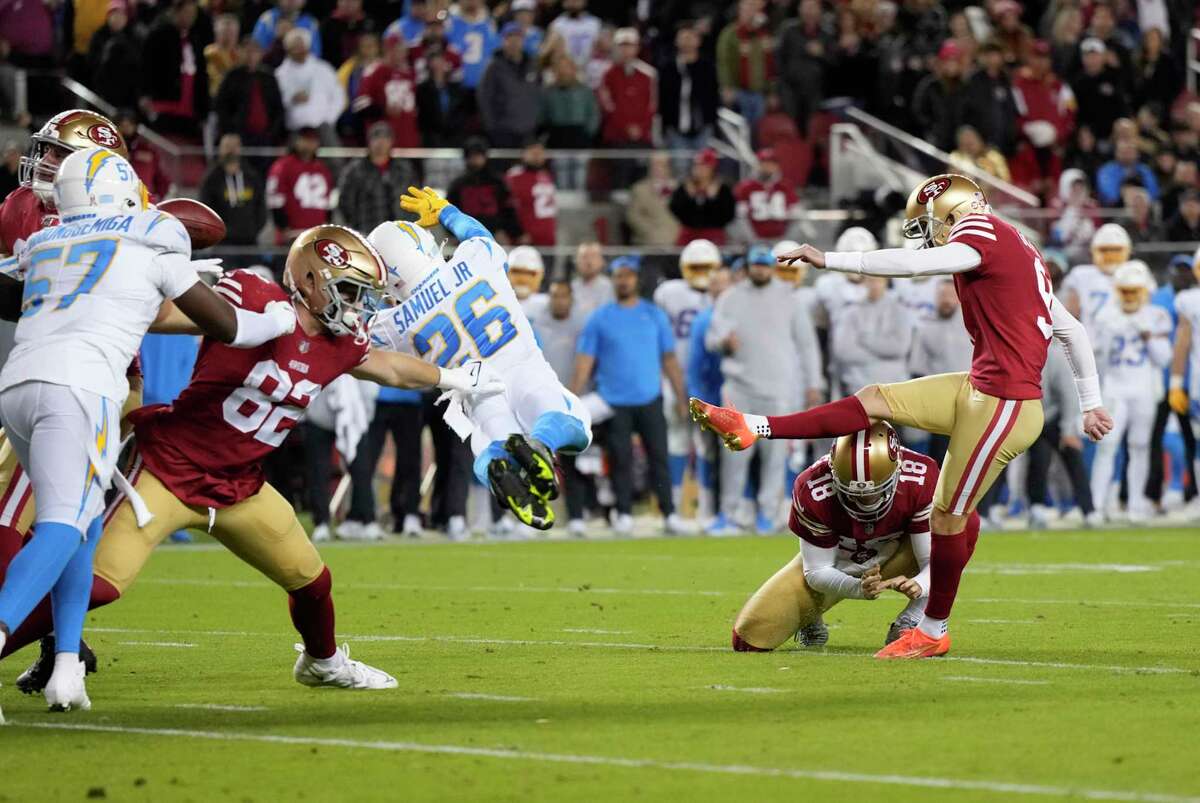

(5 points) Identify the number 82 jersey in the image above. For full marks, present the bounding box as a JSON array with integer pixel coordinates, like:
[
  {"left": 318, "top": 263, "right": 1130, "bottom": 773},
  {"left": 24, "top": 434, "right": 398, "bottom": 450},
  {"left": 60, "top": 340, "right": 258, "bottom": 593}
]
[
  {"left": 127, "top": 270, "right": 369, "bottom": 508},
  {"left": 789, "top": 449, "right": 937, "bottom": 573}
]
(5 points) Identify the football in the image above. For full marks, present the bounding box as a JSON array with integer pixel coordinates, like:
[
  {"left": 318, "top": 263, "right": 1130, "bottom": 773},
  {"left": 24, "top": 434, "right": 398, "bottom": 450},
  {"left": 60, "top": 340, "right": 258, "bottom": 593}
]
[{"left": 158, "top": 197, "right": 226, "bottom": 249}]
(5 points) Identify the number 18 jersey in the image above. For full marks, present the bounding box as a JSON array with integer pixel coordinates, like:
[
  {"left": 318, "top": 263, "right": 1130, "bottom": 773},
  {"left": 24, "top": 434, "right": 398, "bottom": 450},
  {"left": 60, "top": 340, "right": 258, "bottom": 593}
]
[{"left": 128, "top": 270, "right": 369, "bottom": 508}]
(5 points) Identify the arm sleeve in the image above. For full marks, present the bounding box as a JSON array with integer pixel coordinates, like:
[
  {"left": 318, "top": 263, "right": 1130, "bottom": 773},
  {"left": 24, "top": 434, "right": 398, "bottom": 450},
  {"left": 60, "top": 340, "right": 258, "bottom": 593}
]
[
  {"left": 1050, "top": 299, "right": 1103, "bottom": 411},
  {"left": 824, "top": 242, "right": 982, "bottom": 278},
  {"left": 909, "top": 527, "right": 932, "bottom": 597},
  {"left": 800, "top": 539, "right": 866, "bottom": 600},
  {"left": 438, "top": 203, "right": 493, "bottom": 243}
]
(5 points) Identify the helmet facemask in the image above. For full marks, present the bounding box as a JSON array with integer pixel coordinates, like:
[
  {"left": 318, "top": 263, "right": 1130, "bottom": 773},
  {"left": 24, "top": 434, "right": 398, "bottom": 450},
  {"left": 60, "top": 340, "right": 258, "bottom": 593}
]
[
  {"left": 20, "top": 138, "right": 73, "bottom": 207},
  {"left": 831, "top": 468, "right": 899, "bottom": 522},
  {"left": 902, "top": 212, "right": 945, "bottom": 249},
  {"left": 315, "top": 272, "right": 383, "bottom": 339}
]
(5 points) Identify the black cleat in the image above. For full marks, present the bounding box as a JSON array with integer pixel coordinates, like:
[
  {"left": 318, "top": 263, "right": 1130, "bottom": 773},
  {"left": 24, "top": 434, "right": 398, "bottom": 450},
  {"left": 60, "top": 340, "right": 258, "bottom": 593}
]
[
  {"left": 885, "top": 616, "right": 920, "bottom": 646},
  {"left": 487, "top": 458, "right": 554, "bottom": 530},
  {"left": 16, "top": 636, "right": 99, "bottom": 695},
  {"left": 503, "top": 434, "right": 559, "bottom": 501}
]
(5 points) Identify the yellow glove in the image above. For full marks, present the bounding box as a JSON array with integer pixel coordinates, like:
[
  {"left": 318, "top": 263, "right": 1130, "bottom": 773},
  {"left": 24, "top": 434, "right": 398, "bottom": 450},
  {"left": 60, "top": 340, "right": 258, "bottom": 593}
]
[
  {"left": 1168, "top": 387, "right": 1189, "bottom": 415},
  {"left": 399, "top": 185, "right": 449, "bottom": 227}
]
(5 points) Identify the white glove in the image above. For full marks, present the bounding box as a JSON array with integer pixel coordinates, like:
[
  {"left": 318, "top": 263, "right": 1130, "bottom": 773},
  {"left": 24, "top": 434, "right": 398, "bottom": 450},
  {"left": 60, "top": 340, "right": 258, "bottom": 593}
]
[
  {"left": 264, "top": 300, "right": 297, "bottom": 336},
  {"left": 436, "top": 359, "right": 505, "bottom": 400},
  {"left": 191, "top": 258, "right": 225, "bottom": 277}
]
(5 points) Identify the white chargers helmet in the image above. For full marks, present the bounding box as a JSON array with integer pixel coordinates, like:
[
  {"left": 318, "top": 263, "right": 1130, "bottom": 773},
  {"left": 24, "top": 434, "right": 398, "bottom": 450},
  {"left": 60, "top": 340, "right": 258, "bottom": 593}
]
[
  {"left": 368, "top": 220, "right": 444, "bottom": 299},
  {"left": 679, "top": 238, "right": 720, "bottom": 290},
  {"left": 1090, "top": 223, "right": 1131, "bottom": 273},
  {"left": 1113, "top": 259, "right": 1154, "bottom": 313},
  {"left": 53, "top": 147, "right": 147, "bottom": 218},
  {"left": 835, "top": 226, "right": 878, "bottom": 252},
  {"left": 507, "top": 245, "right": 545, "bottom": 300}
]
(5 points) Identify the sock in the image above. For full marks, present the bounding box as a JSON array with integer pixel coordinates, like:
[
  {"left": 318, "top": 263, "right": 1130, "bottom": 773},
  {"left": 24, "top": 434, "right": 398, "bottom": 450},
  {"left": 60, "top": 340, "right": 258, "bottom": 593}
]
[
  {"left": 0, "top": 521, "right": 82, "bottom": 634},
  {"left": 900, "top": 595, "right": 927, "bottom": 622},
  {"left": 288, "top": 567, "right": 336, "bottom": 660},
  {"left": 530, "top": 411, "right": 589, "bottom": 454},
  {"left": 765, "top": 396, "right": 870, "bottom": 440},
  {"left": 920, "top": 512, "right": 982, "bottom": 635},
  {"left": 49, "top": 517, "right": 102, "bottom": 655},
  {"left": 473, "top": 440, "right": 510, "bottom": 486},
  {"left": 731, "top": 628, "right": 771, "bottom": 652},
  {"left": 0, "top": 575, "right": 119, "bottom": 659}
]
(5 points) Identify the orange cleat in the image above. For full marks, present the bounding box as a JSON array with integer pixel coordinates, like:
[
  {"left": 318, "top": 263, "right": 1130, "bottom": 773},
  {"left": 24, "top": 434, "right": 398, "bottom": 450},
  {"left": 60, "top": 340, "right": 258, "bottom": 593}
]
[
  {"left": 873, "top": 627, "right": 950, "bottom": 659},
  {"left": 689, "top": 397, "right": 758, "bottom": 451}
]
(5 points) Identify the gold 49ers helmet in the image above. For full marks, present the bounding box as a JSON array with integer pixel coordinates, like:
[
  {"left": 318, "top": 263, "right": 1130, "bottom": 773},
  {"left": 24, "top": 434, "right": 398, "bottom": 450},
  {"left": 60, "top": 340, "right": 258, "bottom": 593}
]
[
  {"left": 507, "top": 245, "right": 545, "bottom": 300},
  {"left": 19, "top": 110, "right": 128, "bottom": 206},
  {"left": 903, "top": 174, "right": 991, "bottom": 248},
  {"left": 284, "top": 225, "right": 387, "bottom": 340},
  {"left": 829, "top": 421, "right": 902, "bottom": 522},
  {"left": 679, "top": 238, "right": 720, "bottom": 290}
]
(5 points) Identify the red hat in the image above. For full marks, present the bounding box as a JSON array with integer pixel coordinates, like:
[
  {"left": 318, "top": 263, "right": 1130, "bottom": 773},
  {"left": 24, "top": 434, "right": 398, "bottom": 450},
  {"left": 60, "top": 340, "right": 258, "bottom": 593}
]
[
  {"left": 694, "top": 148, "right": 718, "bottom": 168},
  {"left": 937, "top": 40, "right": 962, "bottom": 61},
  {"left": 756, "top": 147, "right": 777, "bottom": 163}
]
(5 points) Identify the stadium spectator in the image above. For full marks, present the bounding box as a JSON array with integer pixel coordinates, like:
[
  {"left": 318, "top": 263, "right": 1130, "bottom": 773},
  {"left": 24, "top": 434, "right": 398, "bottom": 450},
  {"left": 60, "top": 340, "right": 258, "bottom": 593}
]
[
  {"left": 991, "top": 0, "right": 1034, "bottom": 65},
  {"left": 198, "top": 133, "right": 268, "bottom": 247},
  {"left": 1072, "top": 38, "right": 1129, "bottom": 147},
  {"left": 88, "top": 0, "right": 142, "bottom": 109},
  {"left": 568, "top": 242, "right": 613, "bottom": 320},
  {"left": 716, "top": 0, "right": 774, "bottom": 130},
  {"left": 214, "top": 38, "right": 286, "bottom": 147},
  {"left": 334, "top": 31, "right": 379, "bottom": 141},
  {"left": 1135, "top": 27, "right": 1179, "bottom": 122},
  {"left": 660, "top": 23, "right": 718, "bottom": 152},
  {"left": 1122, "top": 185, "right": 1163, "bottom": 247},
  {"left": 252, "top": 0, "right": 323, "bottom": 60},
  {"left": 1162, "top": 159, "right": 1199, "bottom": 221},
  {"left": 322, "top": 0, "right": 370, "bottom": 70},
  {"left": 1047, "top": 5, "right": 1083, "bottom": 76},
  {"left": 204, "top": 13, "right": 241, "bottom": 99},
  {"left": 505, "top": 139, "right": 557, "bottom": 246},
  {"left": 511, "top": 0, "right": 543, "bottom": 57},
  {"left": 301, "top": 377, "right": 381, "bottom": 542},
  {"left": 627, "top": 153, "right": 681, "bottom": 247},
  {"left": 446, "top": 0, "right": 498, "bottom": 91},
  {"left": 548, "top": 0, "right": 601, "bottom": 71},
  {"left": 598, "top": 28, "right": 656, "bottom": 148},
  {"left": 1026, "top": 343, "right": 1097, "bottom": 528},
  {"left": 949, "top": 125, "right": 1010, "bottom": 181},
  {"left": 538, "top": 52, "right": 599, "bottom": 148},
  {"left": 823, "top": 15, "right": 879, "bottom": 105},
  {"left": 409, "top": 14, "right": 464, "bottom": 84},
  {"left": 572, "top": 255, "right": 691, "bottom": 536},
  {"left": 584, "top": 25, "right": 614, "bottom": 91},
  {"left": 706, "top": 245, "right": 820, "bottom": 533},
  {"left": 363, "top": 386, "right": 427, "bottom": 538},
  {"left": 446, "top": 138, "right": 522, "bottom": 244},
  {"left": 478, "top": 22, "right": 540, "bottom": 148},
  {"left": 140, "top": 0, "right": 209, "bottom": 137},
  {"left": 384, "top": 0, "right": 429, "bottom": 46},
  {"left": 353, "top": 32, "right": 420, "bottom": 147},
  {"left": 1076, "top": 1, "right": 1131, "bottom": 78},
  {"left": 416, "top": 46, "right": 469, "bottom": 147},
  {"left": 908, "top": 279, "right": 973, "bottom": 464},
  {"left": 1165, "top": 190, "right": 1200, "bottom": 242},
  {"left": 115, "top": 109, "right": 171, "bottom": 201},
  {"left": 962, "top": 41, "right": 1018, "bottom": 156},
  {"left": 911, "top": 40, "right": 969, "bottom": 153},
  {"left": 1010, "top": 39, "right": 1075, "bottom": 197},
  {"left": 1049, "top": 168, "right": 1099, "bottom": 263},
  {"left": 267, "top": 127, "right": 334, "bottom": 240},
  {"left": 336, "top": 121, "right": 415, "bottom": 234},
  {"left": 829, "top": 275, "right": 913, "bottom": 394},
  {"left": 0, "top": 141, "right": 18, "bottom": 199},
  {"left": 1, "top": 0, "right": 54, "bottom": 68},
  {"left": 776, "top": 0, "right": 832, "bottom": 129},
  {"left": 734, "top": 148, "right": 799, "bottom": 241},
  {"left": 670, "top": 149, "right": 736, "bottom": 246},
  {"left": 276, "top": 27, "right": 346, "bottom": 144},
  {"left": 1097, "top": 138, "right": 1159, "bottom": 205}
]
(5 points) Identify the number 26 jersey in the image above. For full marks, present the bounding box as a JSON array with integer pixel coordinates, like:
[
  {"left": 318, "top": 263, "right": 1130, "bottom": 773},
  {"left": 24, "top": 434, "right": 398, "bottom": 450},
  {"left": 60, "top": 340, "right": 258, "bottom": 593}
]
[{"left": 128, "top": 270, "right": 369, "bottom": 508}]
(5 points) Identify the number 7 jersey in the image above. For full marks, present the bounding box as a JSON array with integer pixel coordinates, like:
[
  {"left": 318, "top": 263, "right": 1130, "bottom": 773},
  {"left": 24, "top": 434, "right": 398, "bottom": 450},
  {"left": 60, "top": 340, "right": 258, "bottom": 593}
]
[{"left": 127, "top": 270, "right": 369, "bottom": 508}]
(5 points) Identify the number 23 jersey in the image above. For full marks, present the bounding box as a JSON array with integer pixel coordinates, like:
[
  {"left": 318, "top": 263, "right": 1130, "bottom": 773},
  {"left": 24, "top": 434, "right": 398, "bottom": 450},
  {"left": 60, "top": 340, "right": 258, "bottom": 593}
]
[
  {"left": 789, "top": 449, "right": 936, "bottom": 572},
  {"left": 128, "top": 270, "right": 369, "bottom": 508}
]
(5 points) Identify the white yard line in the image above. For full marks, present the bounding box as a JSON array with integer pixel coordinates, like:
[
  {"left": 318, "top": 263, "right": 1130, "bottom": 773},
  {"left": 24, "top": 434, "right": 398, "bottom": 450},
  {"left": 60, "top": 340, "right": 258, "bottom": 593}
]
[
  {"left": 943, "top": 676, "right": 1051, "bottom": 686},
  {"left": 966, "top": 619, "right": 1044, "bottom": 625},
  {"left": 706, "top": 685, "right": 786, "bottom": 694},
  {"left": 116, "top": 641, "right": 197, "bottom": 648},
  {"left": 173, "top": 704, "right": 268, "bottom": 712},
  {"left": 84, "top": 627, "right": 1193, "bottom": 674},
  {"left": 561, "top": 628, "right": 634, "bottom": 635},
  {"left": 444, "top": 692, "right": 536, "bottom": 702},
  {"left": 11, "top": 721, "right": 1199, "bottom": 803}
]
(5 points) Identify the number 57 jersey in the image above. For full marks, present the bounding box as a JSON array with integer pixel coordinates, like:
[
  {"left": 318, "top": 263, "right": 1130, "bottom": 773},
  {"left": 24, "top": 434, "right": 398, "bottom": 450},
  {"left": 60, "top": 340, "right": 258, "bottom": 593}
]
[{"left": 127, "top": 270, "right": 369, "bottom": 508}]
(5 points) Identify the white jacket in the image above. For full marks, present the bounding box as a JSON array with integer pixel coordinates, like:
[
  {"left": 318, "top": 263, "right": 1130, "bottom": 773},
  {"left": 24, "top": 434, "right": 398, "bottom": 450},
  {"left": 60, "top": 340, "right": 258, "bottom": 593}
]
[{"left": 275, "top": 56, "right": 347, "bottom": 130}]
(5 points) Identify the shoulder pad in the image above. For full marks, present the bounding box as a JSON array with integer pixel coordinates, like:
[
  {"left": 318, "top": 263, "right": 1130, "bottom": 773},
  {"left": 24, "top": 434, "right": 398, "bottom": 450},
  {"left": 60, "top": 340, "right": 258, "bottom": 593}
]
[{"left": 133, "top": 210, "right": 192, "bottom": 257}]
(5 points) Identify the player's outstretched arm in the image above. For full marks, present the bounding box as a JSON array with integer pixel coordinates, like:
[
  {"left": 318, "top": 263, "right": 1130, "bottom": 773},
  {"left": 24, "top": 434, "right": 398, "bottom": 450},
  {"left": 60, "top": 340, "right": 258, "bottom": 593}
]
[
  {"left": 400, "top": 186, "right": 494, "bottom": 243},
  {"left": 156, "top": 283, "right": 297, "bottom": 347},
  {"left": 1168, "top": 316, "right": 1192, "bottom": 415},
  {"left": 1049, "top": 300, "right": 1113, "bottom": 441},
  {"left": 777, "top": 242, "right": 981, "bottom": 278},
  {"left": 353, "top": 351, "right": 506, "bottom": 398}
]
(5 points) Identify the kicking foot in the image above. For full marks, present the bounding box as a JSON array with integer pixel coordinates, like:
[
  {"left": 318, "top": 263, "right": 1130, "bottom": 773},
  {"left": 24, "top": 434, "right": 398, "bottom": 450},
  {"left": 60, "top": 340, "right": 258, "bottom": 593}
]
[
  {"left": 504, "top": 434, "right": 559, "bottom": 501},
  {"left": 796, "top": 617, "right": 829, "bottom": 648},
  {"left": 689, "top": 398, "right": 758, "bottom": 451},
  {"left": 874, "top": 627, "right": 950, "bottom": 659},
  {"left": 488, "top": 458, "right": 554, "bottom": 530},
  {"left": 44, "top": 655, "right": 92, "bottom": 712},
  {"left": 293, "top": 643, "right": 398, "bottom": 689},
  {"left": 18, "top": 636, "right": 98, "bottom": 695}
]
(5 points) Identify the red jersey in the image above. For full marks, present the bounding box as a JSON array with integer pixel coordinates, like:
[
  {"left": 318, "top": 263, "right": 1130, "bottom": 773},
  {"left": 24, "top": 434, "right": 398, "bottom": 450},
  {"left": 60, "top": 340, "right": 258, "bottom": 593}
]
[
  {"left": 0, "top": 186, "right": 55, "bottom": 256},
  {"left": 947, "top": 212, "right": 1054, "bottom": 400},
  {"left": 266, "top": 154, "right": 333, "bottom": 232},
  {"left": 789, "top": 450, "right": 935, "bottom": 565},
  {"left": 598, "top": 60, "right": 656, "bottom": 145},
  {"left": 733, "top": 177, "right": 797, "bottom": 239},
  {"left": 504, "top": 164, "right": 556, "bottom": 246},
  {"left": 355, "top": 62, "right": 421, "bottom": 147},
  {"left": 127, "top": 271, "right": 369, "bottom": 508}
]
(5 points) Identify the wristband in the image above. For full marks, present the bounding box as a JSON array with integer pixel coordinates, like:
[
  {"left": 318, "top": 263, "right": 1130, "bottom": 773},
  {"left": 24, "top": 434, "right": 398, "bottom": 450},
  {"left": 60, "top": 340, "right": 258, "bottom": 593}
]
[
  {"left": 1075, "top": 375, "right": 1102, "bottom": 412},
  {"left": 1170, "top": 375, "right": 1184, "bottom": 391}
]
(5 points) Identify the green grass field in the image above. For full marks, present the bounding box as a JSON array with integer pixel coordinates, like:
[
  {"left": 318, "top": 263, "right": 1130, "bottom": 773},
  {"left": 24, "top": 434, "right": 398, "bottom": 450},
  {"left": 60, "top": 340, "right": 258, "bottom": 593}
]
[{"left": 2, "top": 527, "right": 1199, "bottom": 803}]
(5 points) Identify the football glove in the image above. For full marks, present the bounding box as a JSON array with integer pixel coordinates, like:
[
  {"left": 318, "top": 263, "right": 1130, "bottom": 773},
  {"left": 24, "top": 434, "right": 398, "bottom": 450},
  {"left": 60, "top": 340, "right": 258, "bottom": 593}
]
[
  {"left": 1168, "top": 387, "right": 1189, "bottom": 416},
  {"left": 399, "top": 186, "right": 449, "bottom": 228}
]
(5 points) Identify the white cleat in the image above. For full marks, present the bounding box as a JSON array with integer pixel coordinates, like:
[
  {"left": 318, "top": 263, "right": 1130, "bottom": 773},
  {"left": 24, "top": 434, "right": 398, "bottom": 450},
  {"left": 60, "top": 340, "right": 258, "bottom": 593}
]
[
  {"left": 567, "top": 518, "right": 587, "bottom": 537},
  {"left": 44, "top": 655, "right": 92, "bottom": 712},
  {"left": 293, "top": 643, "right": 397, "bottom": 690},
  {"left": 664, "top": 513, "right": 697, "bottom": 535},
  {"left": 311, "top": 523, "right": 332, "bottom": 543},
  {"left": 446, "top": 515, "right": 467, "bottom": 540},
  {"left": 610, "top": 512, "right": 634, "bottom": 536},
  {"left": 401, "top": 514, "right": 424, "bottom": 538}
]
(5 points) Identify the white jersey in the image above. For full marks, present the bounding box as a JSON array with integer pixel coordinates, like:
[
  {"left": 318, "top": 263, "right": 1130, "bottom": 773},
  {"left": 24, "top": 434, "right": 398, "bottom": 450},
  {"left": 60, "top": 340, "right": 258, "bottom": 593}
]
[
  {"left": 369, "top": 236, "right": 550, "bottom": 377},
  {"left": 814, "top": 272, "right": 866, "bottom": 323},
  {"left": 519, "top": 292, "right": 549, "bottom": 322},
  {"left": 548, "top": 12, "right": 601, "bottom": 67},
  {"left": 653, "top": 279, "right": 709, "bottom": 368},
  {"left": 0, "top": 208, "right": 197, "bottom": 403},
  {"left": 1093, "top": 304, "right": 1172, "bottom": 397},
  {"left": 891, "top": 277, "right": 938, "bottom": 322},
  {"left": 1063, "top": 263, "right": 1114, "bottom": 334},
  {"left": 1175, "top": 287, "right": 1200, "bottom": 399}
]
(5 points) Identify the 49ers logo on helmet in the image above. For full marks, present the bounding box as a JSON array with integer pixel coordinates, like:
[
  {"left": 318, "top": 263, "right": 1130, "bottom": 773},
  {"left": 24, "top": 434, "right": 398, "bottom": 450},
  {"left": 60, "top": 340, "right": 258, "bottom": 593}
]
[
  {"left": 886, "top": 428, "right": 899, "bottom": 461},
  {"left": 87, "top": 124, "right": 120, "bottom": 149},
  {"left": 916, "top": 178, "right": 950, "bottom": 204},
  {"left": 315, "top": 239, "right": 349, "bottom": 268}
]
